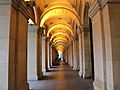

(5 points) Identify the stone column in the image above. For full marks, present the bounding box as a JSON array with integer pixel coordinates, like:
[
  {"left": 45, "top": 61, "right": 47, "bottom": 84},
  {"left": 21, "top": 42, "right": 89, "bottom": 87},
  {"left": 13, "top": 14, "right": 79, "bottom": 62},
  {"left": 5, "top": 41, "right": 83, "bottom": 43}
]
[
  {"left": 70, "top": 43, "right": 74, "bottom": 67},
  {"left": 0, "top": 1, "right": 11, "bottom": 90},
  {"left": 67, "top": 46, "right": 70, "bottom": 65},
  {"left": 73, "top": 40, "right": 79, "bottom": 70},
  {"left": 8, "top": 1, "right": 29, "bottom": 90},
  {"left": 78, "top": 30, "right": 83, "bottom": 77},
  {"left": 50, "top": 45, "right": 53, "bottom": 67},
  {"left": 47, "top": 41, "right": 50, "bottom": 69},
  {"left": 42, "top": 37, "right": 48, "bottom": 72},
  {"left": 89, "top": 0, "right": 107, "bottom": 90},
  {"left": 102, "top": 1, "right": 120, "bottom": 90},
  {"left": 37, "top": 29, "right": 43, "bottom": 80},
  {"left": 66, "top": 48, "right": 69, "bottom": 64},
  {"left": 27, "top": 25, "right": 37, "bottom": 80},
  {"left": 82, "top": 27, "right": 92, "bottom": 78}
]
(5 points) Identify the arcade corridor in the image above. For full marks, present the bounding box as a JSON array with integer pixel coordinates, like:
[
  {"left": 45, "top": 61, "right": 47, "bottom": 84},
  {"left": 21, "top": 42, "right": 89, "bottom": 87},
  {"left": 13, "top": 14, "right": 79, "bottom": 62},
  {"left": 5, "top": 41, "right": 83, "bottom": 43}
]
[
  {"left": 29, "top": 64, "right": 94, "bottom": 90},
  {"left": 0, "top": 0, "right": 120, "bottom": 90}
]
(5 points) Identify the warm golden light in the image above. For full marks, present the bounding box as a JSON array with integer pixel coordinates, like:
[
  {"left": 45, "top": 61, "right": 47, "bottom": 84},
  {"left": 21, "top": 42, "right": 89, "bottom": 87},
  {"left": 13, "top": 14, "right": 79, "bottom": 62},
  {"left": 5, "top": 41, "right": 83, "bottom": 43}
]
[
  {"left": 56, "top": 45, "right": 65, "bottom": 52},
  {"left": 47, "top": 24, "right": 73, "bottom": 37},
  {"left": 24, "top": 0, "right": 31, "bottom": 2},
  {"left": 50, "top": 32, "right": 70, "bottom": 42},
  {"left": 40, "top": 3, "right": 80, "bottom": 27},
  {"left": 53, "top": 38, "right": 68, "bottom": 43}
]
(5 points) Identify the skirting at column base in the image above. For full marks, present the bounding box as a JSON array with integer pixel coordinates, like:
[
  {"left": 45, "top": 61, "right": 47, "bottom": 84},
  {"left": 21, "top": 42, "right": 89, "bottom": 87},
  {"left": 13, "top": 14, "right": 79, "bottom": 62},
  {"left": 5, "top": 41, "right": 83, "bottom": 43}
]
[
  {"left": 37, "top": 72, "right": 43, "bottom": 80},
  {"left": 79, "top": 71, "right": 83, "bottom": 77},
  {"left": 22, "top": 81, "right": 29, "bottom": 90},
  {"left": 83, "top": 72, "right": 92, "bottom": 79},
  {"left": 73, "top": 67, "right": 79, "bottom": 71},
  {"left": 93, "top": 81, "right": 106, "bottom": 90}
]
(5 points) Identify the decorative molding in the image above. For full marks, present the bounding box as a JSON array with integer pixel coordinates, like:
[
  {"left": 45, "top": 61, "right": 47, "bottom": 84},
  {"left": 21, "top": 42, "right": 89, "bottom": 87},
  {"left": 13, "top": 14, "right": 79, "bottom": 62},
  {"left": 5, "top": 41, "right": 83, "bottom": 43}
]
[
  {"left": 82, "top": 25, "right": 89, "bottom": 32},
  {"left": 11, "top": 0, "right": 34, "bottom": 20},
  {"left": 28, "top": 24, "right": 38, "bottom": 31},
  {"left": 89, "top": 0, "right": 120, "bottom": 19},
  {"left": 37, "top": 27, "right": 42, "bottom": 36},
  {"left": 76, "top": 26, "right": 82, "bottom": 34},
  {"left": 89, "top": 0, "right": 100, "bottom": 19}
]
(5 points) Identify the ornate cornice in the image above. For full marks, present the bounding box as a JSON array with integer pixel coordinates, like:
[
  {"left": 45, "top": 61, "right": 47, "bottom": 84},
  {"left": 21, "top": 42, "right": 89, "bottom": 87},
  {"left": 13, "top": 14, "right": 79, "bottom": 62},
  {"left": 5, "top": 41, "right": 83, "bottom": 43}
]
[{"left": 89, "top": 0, "right": 120, "bottom": 19}]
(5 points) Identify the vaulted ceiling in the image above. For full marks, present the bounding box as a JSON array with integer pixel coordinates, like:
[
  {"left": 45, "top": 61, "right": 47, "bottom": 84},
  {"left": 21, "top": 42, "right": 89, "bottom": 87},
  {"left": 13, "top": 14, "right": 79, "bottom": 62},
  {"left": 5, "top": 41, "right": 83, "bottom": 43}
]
[{"left": 25, "top": 0, "right": 92, "bottom": 52}]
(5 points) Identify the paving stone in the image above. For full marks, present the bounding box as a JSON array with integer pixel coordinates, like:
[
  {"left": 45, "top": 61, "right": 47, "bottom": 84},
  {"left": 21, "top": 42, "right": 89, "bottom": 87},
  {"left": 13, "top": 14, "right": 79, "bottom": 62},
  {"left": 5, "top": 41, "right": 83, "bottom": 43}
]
[{"left": 28, "top": 65, "right": 94, "bottom": 90}]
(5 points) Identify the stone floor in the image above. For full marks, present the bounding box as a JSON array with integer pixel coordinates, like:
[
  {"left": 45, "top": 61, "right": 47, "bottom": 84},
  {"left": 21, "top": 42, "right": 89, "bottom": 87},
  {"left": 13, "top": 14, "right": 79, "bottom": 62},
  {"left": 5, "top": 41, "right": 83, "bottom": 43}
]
[{"left": 28, "top": 65, "right": 94, "bottom": 90}]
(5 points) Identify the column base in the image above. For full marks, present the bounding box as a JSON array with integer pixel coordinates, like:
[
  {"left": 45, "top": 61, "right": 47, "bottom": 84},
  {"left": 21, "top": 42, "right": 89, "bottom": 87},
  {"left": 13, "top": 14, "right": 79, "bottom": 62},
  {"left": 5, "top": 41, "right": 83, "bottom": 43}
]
[
  {"left": 79, "top": 71, "right": 83, "bottom": 77},
  {"left": 93, "top": 81, "right": 106, "bottom": 90},
  {"left": 73, "top": 67, "right": 79, "bottom": 71},
  {"left": 83, "top": 72, "right": 92, "bottom": 79},
  {"left": 21, "top": 81, "right": 29, "bottom": 90},
  {"left": 28, "top": 75, "right": 38, "bottom": 80},
  {"left": 37, "top": 72, "right": 43, "bottom": 80}
]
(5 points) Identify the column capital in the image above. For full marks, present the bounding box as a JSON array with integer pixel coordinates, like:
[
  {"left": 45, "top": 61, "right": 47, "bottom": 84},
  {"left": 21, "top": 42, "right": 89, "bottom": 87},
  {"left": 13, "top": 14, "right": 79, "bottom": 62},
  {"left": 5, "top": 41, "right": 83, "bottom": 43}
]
[
  {"left": 82, "top": 25, "right": 89, "bottom": 32},
  {"left": 77, "top": 25, "right": 89, "bottom": 34},
  {"left": 42, "top": 36, "right": 47, "bottom": 40},
  {"left": 28, "top": 24, "right": 38, "bottom": 32},
  {"left": 37, "top": 27, "right": 42, "bottom": 36},
  {"left": 77, "top": 27, "right": 82, "bottom": 35}
]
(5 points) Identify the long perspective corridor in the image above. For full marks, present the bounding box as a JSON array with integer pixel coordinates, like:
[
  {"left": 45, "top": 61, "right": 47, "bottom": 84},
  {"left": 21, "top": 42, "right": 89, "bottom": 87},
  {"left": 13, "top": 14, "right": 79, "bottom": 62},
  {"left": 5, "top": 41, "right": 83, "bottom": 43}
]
[
  {"left": 0, "top": 0, "right": 120, "bottom": 90},
  {"left": 29, "top": 62, "right": 93, "bottom": 90}
]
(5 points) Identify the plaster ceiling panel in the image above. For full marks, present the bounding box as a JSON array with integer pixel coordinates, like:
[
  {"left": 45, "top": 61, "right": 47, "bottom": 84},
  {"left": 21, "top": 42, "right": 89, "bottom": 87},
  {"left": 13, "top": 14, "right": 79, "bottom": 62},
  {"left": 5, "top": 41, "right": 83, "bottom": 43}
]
[{"left": 45, "top": 17, "right": 72, "bottom": 26}]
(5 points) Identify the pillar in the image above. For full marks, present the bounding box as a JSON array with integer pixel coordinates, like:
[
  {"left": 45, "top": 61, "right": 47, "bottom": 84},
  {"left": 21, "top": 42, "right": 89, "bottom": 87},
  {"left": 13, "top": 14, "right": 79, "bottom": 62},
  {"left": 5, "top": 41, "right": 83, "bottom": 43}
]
[
  {"left": 50, "top": 45, "right": 53, "bottom": 67},
  {"left": 82, "top": 27, "right": 92, "bottom": 78},
  {"left": 102, "top": 1, "right": 120, "bottom": 90},
  {"left": 66, "top": 49, "right": 68, "bottom": 64},
  {"left": 47, "top": 41, "right": 50, "bottom": 69},
  {"left": 37, "top": 29, "right": 43, "bottom": 80},
  {"left": 42, "top": 37, "right": 48, "bottom": 72},
  {"left": 89, "top": 0, "right": 107, "bottom": 89},
  {"left": 78, "top": 30, "right": 83, "bottom": 77},
  {"left": 27, "top": 25, "right": 37, "bottom": 80},
  {"left": 73, "top": 40, "right": 79, "bottom": 70},
  {"left": 0, "top": 1, "right": 11, "bottom": 89},
  {"left": 70, "top": 43, "right": 74, "bottom": 67},
  {"left": 8, "top": 1, "right": 29, "bottom": 90},
  {"left": 67, "top": 46, "right": 70, "bottom": 65}
]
